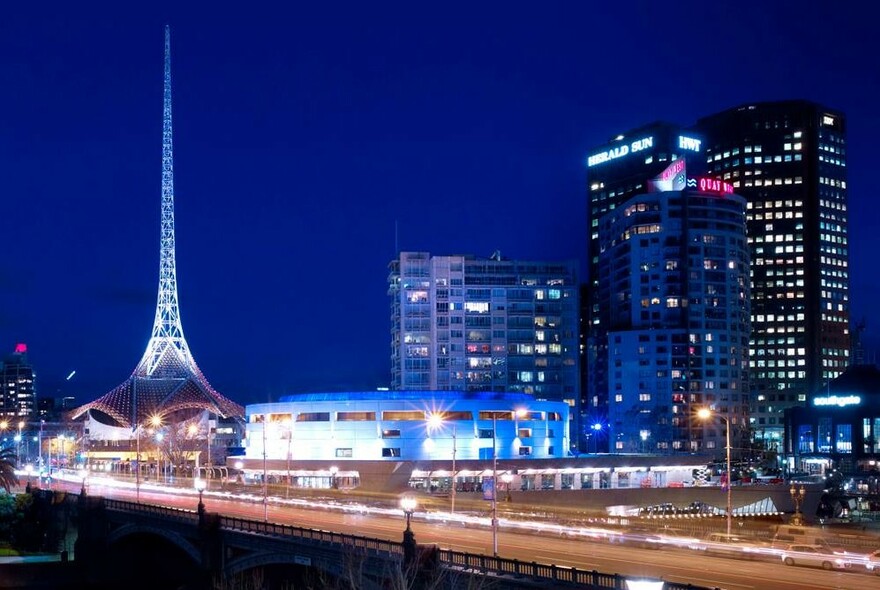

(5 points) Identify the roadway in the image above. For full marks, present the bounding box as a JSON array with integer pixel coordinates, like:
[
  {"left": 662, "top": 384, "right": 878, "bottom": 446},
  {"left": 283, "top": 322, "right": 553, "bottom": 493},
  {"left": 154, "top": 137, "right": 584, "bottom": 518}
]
[{"left": 54, "top": 478, "right": 880, "bottom": 590}]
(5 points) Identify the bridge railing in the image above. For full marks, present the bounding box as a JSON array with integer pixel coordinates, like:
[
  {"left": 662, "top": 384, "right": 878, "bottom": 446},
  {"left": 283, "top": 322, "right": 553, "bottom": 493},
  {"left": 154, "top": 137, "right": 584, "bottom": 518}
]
[
  {"left": 103, "top": 498, "right": 198, "bottom": 524},
  {"left": 101, "top": 499, "right": 717, "bottom": 589},
  {"left": 437, "top": 549, "right": 718, "bottom": 590},
  {"left": 219, "top": 515, "right": 403, "bottom": 556}
]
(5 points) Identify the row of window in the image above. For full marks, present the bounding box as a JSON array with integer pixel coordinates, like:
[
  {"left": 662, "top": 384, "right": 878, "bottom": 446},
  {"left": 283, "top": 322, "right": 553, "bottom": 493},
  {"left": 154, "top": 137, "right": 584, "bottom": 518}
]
[{"left": 256, "top": 410, "right": 561, "bottom": 423}]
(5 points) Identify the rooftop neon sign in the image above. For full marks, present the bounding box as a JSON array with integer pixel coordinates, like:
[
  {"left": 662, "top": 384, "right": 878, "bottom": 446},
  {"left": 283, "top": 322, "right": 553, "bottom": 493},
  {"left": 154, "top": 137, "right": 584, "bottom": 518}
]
[
  {"left": 813, "top": 395, "right": 861, "bottom": 407},
  {"left": 696, "top": 177, "right": 734, "bottom": 194},
  {"left": 588, "top": 136, "right": 654, "bottom": 167}
]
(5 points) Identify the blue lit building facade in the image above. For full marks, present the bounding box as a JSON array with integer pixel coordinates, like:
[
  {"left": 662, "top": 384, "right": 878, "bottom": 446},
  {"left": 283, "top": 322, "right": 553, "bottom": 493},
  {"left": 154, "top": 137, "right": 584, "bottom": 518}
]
[
  {"left": 595, "top": 179, "right": 751, "bottom": 458},
  {"left": 231, "top": 391, "right": 707, "bottom": 493}
]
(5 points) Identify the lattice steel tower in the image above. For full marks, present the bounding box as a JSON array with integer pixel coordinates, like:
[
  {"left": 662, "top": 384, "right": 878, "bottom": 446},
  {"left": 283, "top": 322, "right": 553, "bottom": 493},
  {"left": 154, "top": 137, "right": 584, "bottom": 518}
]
[{"left": 71, "top": 27, "right": 243, "bottom": 427}]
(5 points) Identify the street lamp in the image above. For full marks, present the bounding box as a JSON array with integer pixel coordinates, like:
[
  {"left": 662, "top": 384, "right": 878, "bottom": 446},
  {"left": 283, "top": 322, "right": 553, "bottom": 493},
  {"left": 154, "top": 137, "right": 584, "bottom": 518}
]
[
  {"left": 426, "top": 412, "right": 457, "bottom": 513},
  {"left": 261, "top": 417, "right": 268, "bottom": 522},
  {"left": 400, "top": 495, "right": 418, "bottom": 567},
  {"left": 79, "top": 469, "right": 88, "bottom": 496},
  {"left": 283, "top": 418, "right": 293, "bottom": 498},
  {"left": 789, "top": 484, "right": 806, "bottom": 526},
  {"left": 491, "top": 411, "right": 499, "bottom": 556},
  {"left": 697, "top": 408, "right": 732, "bottom": 536},
  {"left": 489, "top": 408, "right": 526, "bottom": 556},
  {"left": 195, "top": 478, "right": 206, "bottom": 518},
  {"left": 400, "top": 495, "right": 417, "bottom": 531}
]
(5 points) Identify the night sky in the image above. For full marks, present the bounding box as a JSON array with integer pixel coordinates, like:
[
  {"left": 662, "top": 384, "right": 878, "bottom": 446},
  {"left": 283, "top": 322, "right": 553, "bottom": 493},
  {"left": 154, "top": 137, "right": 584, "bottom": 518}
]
[{"left": 3, "top": 3, "right": 879, "bottom": 407}]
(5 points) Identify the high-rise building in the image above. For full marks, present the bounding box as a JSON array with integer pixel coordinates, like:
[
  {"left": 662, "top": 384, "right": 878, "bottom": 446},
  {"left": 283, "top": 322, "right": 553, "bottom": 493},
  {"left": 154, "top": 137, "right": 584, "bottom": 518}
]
[
  {"left": 388, "top": 252, "right": 580, "bottom": 441},
  {"left": 696, "top": 101, "right": 850, "bottom": 447},
  {"left": 585, "top": 123, "right": 706, "bottom": 444},
  {"left": 0, "top": 343, "right": 36, "bottom": 419},
  {"left": 595, "top": 171, "right": 751, "bottom": 456}
]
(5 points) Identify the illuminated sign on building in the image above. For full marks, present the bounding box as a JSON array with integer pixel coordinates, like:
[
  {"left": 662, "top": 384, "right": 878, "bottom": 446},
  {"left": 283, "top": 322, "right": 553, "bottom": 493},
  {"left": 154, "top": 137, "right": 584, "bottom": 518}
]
[
  {"left": 695, "top": 177, "right": 734, "bottom": 194},
  {"left": 813, "top": 395, "right": 861, "bottom": 407},
  {"left": 678, "top": 136, "right": 702, "bottom": 152},
  {"left": 588, "top": 136, "right": 654, "bottom": 167},
  {"left": 648, "top": 159, "right": 686, "bottom": 192}
]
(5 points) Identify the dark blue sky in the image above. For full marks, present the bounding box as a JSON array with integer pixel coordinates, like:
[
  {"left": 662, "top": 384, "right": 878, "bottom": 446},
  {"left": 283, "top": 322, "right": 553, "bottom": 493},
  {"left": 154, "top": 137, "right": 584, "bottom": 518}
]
[{"left": 3, "top": 3, "right": 878, "bottom": 406}]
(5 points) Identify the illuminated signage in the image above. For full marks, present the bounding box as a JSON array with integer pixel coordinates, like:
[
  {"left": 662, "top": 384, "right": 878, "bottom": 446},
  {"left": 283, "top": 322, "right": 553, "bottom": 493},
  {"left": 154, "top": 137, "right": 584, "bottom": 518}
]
[
  {"left": 822, "top": 114, "right": 835, "bottom": 126},
  {"left": 813, "top": 395, "right": 861, "bottom": 407},
  {"left": 588, "top": 136, "right": 654, "bottom": 167},
  {"left": 648, "top": 159, "right": 686, "bottom": 192},
  {"left": 678, "top": 135, "right": 702, "bottom": 152},
  {"left": 695, "top": 177, "right": 734, "bottom": 194}
]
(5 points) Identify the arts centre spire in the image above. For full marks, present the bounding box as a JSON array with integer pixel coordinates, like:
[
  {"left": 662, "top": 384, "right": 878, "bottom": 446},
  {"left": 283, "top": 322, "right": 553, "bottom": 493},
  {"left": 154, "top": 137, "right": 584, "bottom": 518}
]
[{"left": 71, "top": 27, "right": 243, "bottom": 427}]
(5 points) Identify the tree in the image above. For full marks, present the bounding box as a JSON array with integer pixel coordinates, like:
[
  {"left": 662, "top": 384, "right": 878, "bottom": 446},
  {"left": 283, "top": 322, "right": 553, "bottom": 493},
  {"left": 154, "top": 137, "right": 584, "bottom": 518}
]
[{"left": 0, "top": 447, "right": 18, "bottom": 493}]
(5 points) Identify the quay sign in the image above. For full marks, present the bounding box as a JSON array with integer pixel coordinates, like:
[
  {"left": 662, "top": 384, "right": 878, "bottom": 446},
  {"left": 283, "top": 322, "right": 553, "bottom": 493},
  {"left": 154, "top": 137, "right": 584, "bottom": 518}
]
[
  {"left": 695, "top": 177, "right": 734, "bottom": 195},
  {"left": 813, "top": 395, "right": 861, "bottom": 408},
  {"left": 588, "top": 136, "right": 654, "bottom": 167}
]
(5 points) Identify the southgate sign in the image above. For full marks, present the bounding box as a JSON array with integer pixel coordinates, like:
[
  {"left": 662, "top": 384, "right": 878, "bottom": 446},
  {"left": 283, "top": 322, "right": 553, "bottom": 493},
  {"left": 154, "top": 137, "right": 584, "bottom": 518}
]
[
  {"left": 588, "top": 136, "right": 654, "bottom": 167},
  {"left": 813, "top": 395, "right": 861, "bottom": 407}
]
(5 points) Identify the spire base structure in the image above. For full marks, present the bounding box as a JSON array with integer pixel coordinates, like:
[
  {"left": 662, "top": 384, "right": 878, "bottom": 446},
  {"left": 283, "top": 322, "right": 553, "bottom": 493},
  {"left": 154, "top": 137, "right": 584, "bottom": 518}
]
[{"left": 69, "top": 26, "right": 243, "bottom": 428}]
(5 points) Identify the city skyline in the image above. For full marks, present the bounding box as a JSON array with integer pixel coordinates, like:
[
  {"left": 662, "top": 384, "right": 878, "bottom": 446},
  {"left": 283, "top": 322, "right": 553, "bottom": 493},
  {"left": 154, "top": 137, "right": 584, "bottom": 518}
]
[{"left": 2, "top": 4, "right": 878, "bottom": 406}]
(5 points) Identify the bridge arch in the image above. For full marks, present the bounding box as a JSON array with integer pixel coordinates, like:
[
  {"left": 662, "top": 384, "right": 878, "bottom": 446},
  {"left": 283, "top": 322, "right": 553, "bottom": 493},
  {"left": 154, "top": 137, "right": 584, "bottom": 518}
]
[{"left": 107, "top": 522, "right": 202, "bottom": 564}]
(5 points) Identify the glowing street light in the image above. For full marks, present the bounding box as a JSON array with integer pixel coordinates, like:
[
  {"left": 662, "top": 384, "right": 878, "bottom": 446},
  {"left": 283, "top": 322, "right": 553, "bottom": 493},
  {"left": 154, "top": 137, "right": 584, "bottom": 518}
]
[
  {"left": 400, "top": 496, "right": 418, "bottom": 567},
  {"left": 426, "top": 412, "right": 457, "bottom": 513},
  {"left": 697, "top": 408, "right": 732, "bottom": 536},
  {"left": 789, "top": 484, "right": 806, "bottom": 526},
  {"left": 194, "top": 478, "right": 206, "bottom": 518},
  {"left": 490, "top": 407, "right": 527, "bottom": 556}
]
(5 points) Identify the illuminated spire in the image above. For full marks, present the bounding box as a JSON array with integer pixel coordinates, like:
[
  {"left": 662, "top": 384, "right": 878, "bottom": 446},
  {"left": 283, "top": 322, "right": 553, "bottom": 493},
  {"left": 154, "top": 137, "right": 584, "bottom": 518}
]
[
  {"left": 136, "top": 24, "right": 193, "bottom": 376},
  {"left": 69, "top": 27, "right": 243, "bottom": 428}
]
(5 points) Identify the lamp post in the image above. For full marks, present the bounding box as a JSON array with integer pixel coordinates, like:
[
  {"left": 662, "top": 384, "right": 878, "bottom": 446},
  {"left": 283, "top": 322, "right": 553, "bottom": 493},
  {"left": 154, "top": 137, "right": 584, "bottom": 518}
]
[
  {"left": 16, "top": 421, "right": 24, "bottom": 465},
  {"left": 262, "top": 417, "right": 268, "bottom": 522},
  {"left": 79, "top": 469, "right": 88, "bottom": 496},
  {"left": 135, "top": 423, "right": 141, "bottom": 502},
  {"left": 790, "top": 484, "right": 806, "bottom": 526},
  {"left": 400, "top": 496, "right": 418, "bottom": 568},
  {"left": 697, "top": 408, "right": 732, "bottom": 536},
  {"left": 491, "top": 411, "right": 498, "bottom": 556},
  {"left": 195, "top": 478, "right": 206, "bottom": 519},
  {"left": 426, "top": 412, "right": 457, "bottom": 513},
  {"left": 283, "top": 418, "right": 293, "bottom": 498}
]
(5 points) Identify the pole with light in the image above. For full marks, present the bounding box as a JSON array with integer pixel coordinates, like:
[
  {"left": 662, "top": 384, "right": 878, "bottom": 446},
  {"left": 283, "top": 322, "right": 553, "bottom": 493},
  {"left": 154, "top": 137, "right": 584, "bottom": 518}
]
[
  {"left": 400, "top": 496, "right": 418, "bottom": 568},
  {"left": 195, "top": 477, "right": 206, "bottom": 519},
  {"left": 262, "top": 415, "right": 268, "bottom": 522},
  {"left": 426, "top": 412, "right": 457, "bottom": 513},
  {"left": 0, "top": 421, "right": 7, "bottom": 454},
  {"left": 16, "top": 421, "right": 24, "bottom": 466},
  {"left": 789, "top": 483, "right": 806, "bottom": 526},
  {"left": 135, "top": 422, "right": 141, "bottom": 502},
  {"left": 491, "top": 411, "right": 498, "bottom": 556},
  {"left": 283, "top": 418, "right": 292, "bottom": 498},
  {"left": 697, "top": 408, "right": 732, "bottom": 536}
]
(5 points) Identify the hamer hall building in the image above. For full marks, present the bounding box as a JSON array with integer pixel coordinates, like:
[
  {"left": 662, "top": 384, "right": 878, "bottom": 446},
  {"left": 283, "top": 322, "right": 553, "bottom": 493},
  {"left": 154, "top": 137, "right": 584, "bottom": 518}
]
[{"left": 229, "top": 391, "right": 707, "bottom": 494}]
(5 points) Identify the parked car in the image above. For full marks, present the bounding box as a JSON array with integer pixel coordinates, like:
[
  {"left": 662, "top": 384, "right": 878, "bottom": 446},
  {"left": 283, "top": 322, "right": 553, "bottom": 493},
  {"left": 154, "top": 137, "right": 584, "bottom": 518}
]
[{"left": 780, "top": 544, "right": 851, "bottom": 570}]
